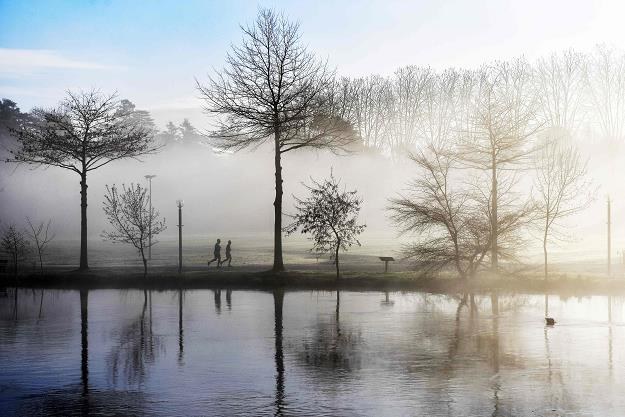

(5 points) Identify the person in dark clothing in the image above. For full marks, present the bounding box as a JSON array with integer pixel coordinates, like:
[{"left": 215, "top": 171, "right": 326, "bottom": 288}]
[
  {"left": 207, "top": 239, "right": 222, "bottom": 268},
  {"left": 222, "top": 240, "right": 232, "bottom": 267}
]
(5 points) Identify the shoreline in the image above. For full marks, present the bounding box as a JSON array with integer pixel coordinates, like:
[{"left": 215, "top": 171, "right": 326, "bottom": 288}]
[{"left": 2, "top": 265, "right": 625, "bottom": 296}]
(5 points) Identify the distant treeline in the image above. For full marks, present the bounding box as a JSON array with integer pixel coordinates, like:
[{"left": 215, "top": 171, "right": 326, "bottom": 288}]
[{"left": 333, "top": 45, "right": 625, "bottom": 157}]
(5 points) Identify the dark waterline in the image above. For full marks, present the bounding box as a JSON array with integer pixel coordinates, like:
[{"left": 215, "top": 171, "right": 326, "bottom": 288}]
[{"left": 1, "top": 288, "right": 624, "bottom": 416}]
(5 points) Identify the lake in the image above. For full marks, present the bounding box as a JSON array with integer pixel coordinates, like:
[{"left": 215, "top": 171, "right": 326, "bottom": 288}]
[{"left": 1, "top": 288, "right": 624, "bottom": 416}]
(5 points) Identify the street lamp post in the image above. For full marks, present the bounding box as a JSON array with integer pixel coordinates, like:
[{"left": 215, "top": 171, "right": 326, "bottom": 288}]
[
  {"left": 145, "top": 175, "right": 157, "bottom": 260},
  {"left": 177, "top": 200, "right": 184, "bottom": 273}
]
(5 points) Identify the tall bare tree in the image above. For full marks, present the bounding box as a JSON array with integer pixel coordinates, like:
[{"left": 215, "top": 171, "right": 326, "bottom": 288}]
[
  {"left": 388, "top": 66, "right": 433, "bottom": 157},
  {"left": 8, "top": 91, "right": 158, "bottom": 270},
  {"left": 534, "top": 49, "right": 587, "bottom": 134},
  {"left": 460, "top": 60, "right": 540, "bottom": 272},
  {"left": 534, "top": 130, "right": 593, "bottom": 280},
  {"left": 585, "top": 45, "right": 625, "bottom": 143},
  {"left": 197, "top": 9, "right": 354, "bottom": 272},
  {"left": 347, "top": 75, "right": 394, "bottom": 151}
]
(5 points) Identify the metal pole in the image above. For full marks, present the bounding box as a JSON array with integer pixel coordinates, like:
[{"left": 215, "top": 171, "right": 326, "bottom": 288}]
[
  {"left": 177, "top": 200, "right": 183, "bottom": 273},
  {"left": 608, "top": 196, "right": 612, "bottom": 278},
  {"left": 145, "top": 175, "right": 156, "bottom": 260}
]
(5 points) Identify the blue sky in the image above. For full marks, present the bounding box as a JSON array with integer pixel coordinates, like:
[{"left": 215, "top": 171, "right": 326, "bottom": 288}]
[{"left": 2, "top": 0, "right": 625, "bottom": 129}]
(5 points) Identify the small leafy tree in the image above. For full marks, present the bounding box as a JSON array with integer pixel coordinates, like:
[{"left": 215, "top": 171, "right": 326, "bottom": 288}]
[
  {"left": 1, "top": 225, "right": 30, "bottom": 275},
  {"left": 102, "top": 184, "right": 166, "bottom": 276},
  {"left": 285, "top": 174, "right": 366, "bottom": 279},
  {"left": 26, "top": 217, "right": 55, "bottom": 274}
]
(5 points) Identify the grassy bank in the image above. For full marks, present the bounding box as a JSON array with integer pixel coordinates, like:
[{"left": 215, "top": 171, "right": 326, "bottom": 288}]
[{"left": 2, "top": 265, "right": 625, "bottom": 296}]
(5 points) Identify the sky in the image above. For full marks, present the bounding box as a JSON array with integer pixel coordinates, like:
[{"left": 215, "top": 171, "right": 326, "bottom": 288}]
[{"left": 2, "top": 0, "right": 625, "bottom": 130}]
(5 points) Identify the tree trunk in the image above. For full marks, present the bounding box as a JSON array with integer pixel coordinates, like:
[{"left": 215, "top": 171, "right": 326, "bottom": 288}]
[
  {"left": 272, "top": 129, "right": 285, "bottom": 272},
  {"left": 79, "top": 172, "right": 89, "bottom": 271},
  {"left": 491, "top": 158, "right": 498, "bottom": 274},
  {"left": 335, "top": 241, "right": 340, "bottom": 280},
  {"left": 38, "top": 250, "right": 44, "bottom": 275},
  {"left": 141, "top": 248, "right": 148, "bottom": 277},
  {"left": 543, "top": 219, "right": 549, "bottom": 281}
]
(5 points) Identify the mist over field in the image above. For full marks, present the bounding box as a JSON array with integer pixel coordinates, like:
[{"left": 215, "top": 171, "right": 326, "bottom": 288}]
[{"left": 2, "top": 0, "right": 625, "bottom": 272}]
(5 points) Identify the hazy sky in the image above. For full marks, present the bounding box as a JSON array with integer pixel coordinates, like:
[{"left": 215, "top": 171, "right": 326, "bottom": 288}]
[{"left": 1, "top": 0, "right": 625, "bottom": 129}]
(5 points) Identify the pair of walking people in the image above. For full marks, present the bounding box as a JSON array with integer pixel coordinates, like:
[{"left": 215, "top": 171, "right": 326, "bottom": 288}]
[{"left": 207, "top": 239, "right": 232, "bottom": 268}]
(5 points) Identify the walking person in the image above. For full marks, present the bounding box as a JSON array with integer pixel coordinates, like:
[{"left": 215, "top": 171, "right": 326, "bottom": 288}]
[
  {"left": 222, "top": 240, "right": 233, "bottom": 267},
  {"left": 207, "top": 239, "right": 222, "bottom": 268}
]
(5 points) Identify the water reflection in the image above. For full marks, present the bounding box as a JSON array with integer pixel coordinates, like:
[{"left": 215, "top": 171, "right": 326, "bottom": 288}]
[
  {"left": 380, "top": 291, "right": 394, "bottom": 306},
  {"left": 80, "top": 289, "right": 89, "bottom": 416},
  {"left": 214, "top": 289, "right": 222, "bottom": 315},
  {"left": 296, "top": 292, "right": 364, "bottom": 374},
  {"left": 2, "top": 289, "right": 625, "bottom": 416},
  {"left": 274, "top": 289, "right": 285, "bottom": 417},
  {"left": 107, "top": 290, "right": 163, "bottom": 386},
  {"left": 178, "top": 289, "right": 184, "bottom": 364},
  {"left": 609, "top": 295, "right": 613, "bottom": 377}
]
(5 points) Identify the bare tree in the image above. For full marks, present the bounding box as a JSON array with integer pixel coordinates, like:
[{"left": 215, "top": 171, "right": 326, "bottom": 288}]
[
  {"left": 388, "top": 143, "right": 490, "bottom": 279},
  {"left": 388, "top": 66, "right": 433, "bottom": 157},
  {"left": 285, "top": 173, "right": 365, "bottom": 280},
  {"left": 1, "top": 225, "right": 29, "bottom": 275},
  {"left": 459, "top": 60, "right": 540, "bottom": 272},
  {"left": 8, "top": 90, "right": 159, "bottom": 270},
  {"left": 347, "top": 75, "right": 394, "bottom": 151},
  {"left": 102, "top": 184, "right": 166, "bottom": 276},
  {"left": 418, "top": 69, "right": 463, "bottom": 145},
  {"left": 534, "top": 130, "right": 594, "bottom": 280},
  {"left": 534, "top": 49, "right": 587, "bottom": 134},
  {"left": 584, "top": 45, "right": 625, "bottom": 143},
  {"left": 197, "top": 9, "right": 354, "bottom": 272},
  {"left": 25, "top": 217, "right": 55, "bottom": 274}
]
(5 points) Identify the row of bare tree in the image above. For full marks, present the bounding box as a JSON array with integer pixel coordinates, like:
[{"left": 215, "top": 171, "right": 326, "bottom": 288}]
[
  {"left": 376, "top": 57, "right": 597, "bottom": 279},
  {"left": 198, "top": 9, "right": 597, "bottom": 277},
  {"left": 1, "top": 219, "right": 55, "bottom": 274},
  {"left": 340, "top": 46, "right": 625, "bottom": 157}
]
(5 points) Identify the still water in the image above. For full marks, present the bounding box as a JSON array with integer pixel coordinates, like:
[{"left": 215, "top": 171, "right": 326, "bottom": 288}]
[{"left": 1, "top": 288, "right": 624, "bottom": 416}]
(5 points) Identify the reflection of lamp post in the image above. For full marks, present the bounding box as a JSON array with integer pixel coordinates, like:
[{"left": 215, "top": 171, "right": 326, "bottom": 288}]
[
  {"left": 177, "top": 200, "right": 184, "bottom": 273},
  {"left": 145, "top": 175, "right": 156, "bottom": 260}
]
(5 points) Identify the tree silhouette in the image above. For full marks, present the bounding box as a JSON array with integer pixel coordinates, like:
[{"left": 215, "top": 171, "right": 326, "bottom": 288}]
[
  {"left": 286, "top": 173, "right": 365, "bottom": 279},
  {"left": 197, "top": 8, "right": 355, "bottom": 272},
  {"left": 8, "top": 90, "right": 159, "bottom": 270}
]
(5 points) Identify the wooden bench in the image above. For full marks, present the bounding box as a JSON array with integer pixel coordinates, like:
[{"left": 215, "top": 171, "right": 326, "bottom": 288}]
[{"left": 379, "top": 256, "right": 395, "bottom": 273}]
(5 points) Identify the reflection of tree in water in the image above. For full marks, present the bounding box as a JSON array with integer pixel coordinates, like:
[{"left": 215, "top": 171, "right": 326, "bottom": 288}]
[
  {"left": 14, "top": 384, "right": 150, "bottom": 417},
  {"left": 107, "top": 290, "right": 164, "bottom": 386},
  {"left": 294, "top": 291, "right": 364, "bottom": 374},
  {"left": 13, "top": 289, "right": 150, "bottom": 417}
]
